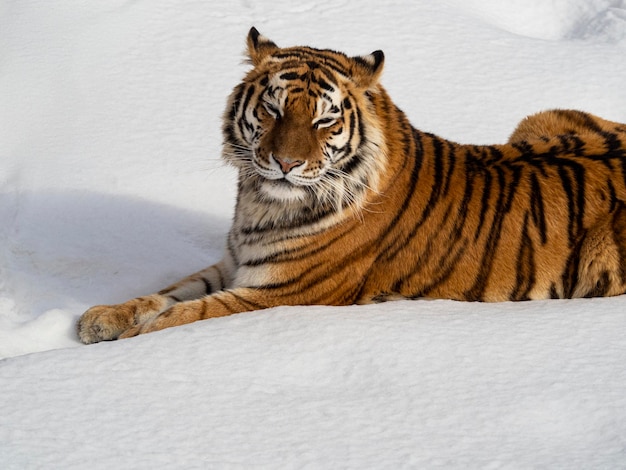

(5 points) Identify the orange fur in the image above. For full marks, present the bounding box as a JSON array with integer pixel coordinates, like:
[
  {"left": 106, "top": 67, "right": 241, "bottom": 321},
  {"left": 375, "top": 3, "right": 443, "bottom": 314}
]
[{"left": 78, "top": 28, "right": 626, "bottom": 343}]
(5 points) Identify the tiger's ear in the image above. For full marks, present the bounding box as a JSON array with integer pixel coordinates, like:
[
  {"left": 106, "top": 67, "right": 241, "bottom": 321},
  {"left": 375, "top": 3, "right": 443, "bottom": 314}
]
[
  {"left": 247, "top": 27, "right": 279, "bottom": 66},
  {"left": 350, "top": 50, "right": 385, "bottom": 88}
]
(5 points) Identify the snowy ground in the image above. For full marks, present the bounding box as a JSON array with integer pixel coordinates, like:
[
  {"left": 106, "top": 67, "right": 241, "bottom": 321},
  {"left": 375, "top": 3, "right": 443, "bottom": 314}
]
[{"left": 2, "top": 0, "right": 626, "bottom": 467}]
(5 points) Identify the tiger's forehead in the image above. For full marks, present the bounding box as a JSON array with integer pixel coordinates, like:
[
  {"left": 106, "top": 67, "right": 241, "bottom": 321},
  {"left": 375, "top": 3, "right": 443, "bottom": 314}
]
[{"left": 264, "top": 63, "right": 345, "bottom": 107}]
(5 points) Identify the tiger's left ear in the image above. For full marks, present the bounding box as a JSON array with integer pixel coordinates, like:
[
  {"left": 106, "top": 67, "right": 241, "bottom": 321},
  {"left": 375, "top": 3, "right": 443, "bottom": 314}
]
[
  {"left": 247, "top": 27, "right": 279, "bottom": 66},
  {"left": 350, "top": 50, "right": 385, "bottom": 88}
]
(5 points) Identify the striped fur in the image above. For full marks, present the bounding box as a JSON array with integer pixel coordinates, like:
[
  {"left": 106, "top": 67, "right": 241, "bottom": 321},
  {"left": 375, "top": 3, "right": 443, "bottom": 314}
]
[{"left": 78, "top": 28, "right": 626, "bottom": 344}]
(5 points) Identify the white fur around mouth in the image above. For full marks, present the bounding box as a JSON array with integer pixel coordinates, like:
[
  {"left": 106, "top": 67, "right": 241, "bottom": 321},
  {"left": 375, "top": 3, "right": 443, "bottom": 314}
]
[
  {"left": 260, "top": 179, "right": 307, "bottom": 201},
  {"left": 252, "top": 159, "right": 284, "bottom": 181}
]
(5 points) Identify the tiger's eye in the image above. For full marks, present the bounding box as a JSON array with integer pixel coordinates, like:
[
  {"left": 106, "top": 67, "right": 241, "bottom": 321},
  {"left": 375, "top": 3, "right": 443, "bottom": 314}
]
[
  {"left": 263, "top": 102, "right": 281, "bottom": 119},
  {"left": 313, "top": 117, "right": 336, "bottom": 129}
]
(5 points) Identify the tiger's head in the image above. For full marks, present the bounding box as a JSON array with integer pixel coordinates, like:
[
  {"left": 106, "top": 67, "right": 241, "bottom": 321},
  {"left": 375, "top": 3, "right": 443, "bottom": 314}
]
[{"left": 223, "top": 28, "right": 387, "bottom": 215}]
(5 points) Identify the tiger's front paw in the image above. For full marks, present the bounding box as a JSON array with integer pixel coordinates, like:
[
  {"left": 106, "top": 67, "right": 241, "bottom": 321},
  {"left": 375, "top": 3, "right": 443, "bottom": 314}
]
[
  {"left": 77, "top": 294, "right": 172, "bottom": 344},
  {"left": 77, "top": 304, "right": 135, "bottom": 344}
]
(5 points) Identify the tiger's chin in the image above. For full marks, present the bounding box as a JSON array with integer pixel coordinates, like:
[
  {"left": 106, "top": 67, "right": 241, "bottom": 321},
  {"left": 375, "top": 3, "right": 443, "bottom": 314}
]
[{"left": 259, "top": 179, "right": 308, "bottom": 202}]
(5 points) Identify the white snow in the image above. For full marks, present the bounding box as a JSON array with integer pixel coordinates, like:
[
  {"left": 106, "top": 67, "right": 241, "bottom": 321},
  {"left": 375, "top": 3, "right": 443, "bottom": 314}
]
[{"left": 1, "top": 0, "right": 626, "bottom": 467}]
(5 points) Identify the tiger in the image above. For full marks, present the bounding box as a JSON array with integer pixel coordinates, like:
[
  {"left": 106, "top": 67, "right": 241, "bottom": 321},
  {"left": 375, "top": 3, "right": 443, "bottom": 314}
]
[{"left": 77, "top": 27, "right": 626, "bottom": 344}]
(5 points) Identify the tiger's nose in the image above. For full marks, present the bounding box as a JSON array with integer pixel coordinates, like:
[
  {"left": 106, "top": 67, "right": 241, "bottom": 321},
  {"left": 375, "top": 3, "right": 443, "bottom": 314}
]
[{"left": 273, "top": 155, "right": 305, "bottom": 174}]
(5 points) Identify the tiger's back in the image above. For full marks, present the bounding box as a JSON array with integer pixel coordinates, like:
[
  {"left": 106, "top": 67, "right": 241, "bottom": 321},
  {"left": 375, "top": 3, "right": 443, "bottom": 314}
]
[{"left": 77, "top": 29, "right": 626, "bottom": 343}]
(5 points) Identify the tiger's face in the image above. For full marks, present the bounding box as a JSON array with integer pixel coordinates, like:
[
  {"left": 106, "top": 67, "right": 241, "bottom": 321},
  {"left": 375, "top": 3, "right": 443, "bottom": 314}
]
[
  {"left": 223, "top": 28, "right": 386, "bottom": 212},
  {"left": 242, "top": 65, "right": 350, "bottom": 202}
]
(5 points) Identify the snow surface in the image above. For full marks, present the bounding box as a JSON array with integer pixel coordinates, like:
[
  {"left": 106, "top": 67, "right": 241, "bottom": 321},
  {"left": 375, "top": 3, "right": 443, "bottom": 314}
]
[{"left": 1, "top": 0, "right": 626, "bottom": 467}]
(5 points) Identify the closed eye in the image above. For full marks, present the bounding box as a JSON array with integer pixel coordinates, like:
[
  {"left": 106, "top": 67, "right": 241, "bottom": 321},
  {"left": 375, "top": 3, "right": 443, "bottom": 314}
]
[
  {"left": 313, "top": 117, "right": 337, "bottom": 129},
  {"left": 263, "top": 102, "right": 281, "bottom": 119}
]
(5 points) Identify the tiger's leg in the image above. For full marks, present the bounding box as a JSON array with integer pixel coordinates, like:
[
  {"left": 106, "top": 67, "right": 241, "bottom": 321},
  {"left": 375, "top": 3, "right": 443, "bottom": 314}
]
[
  {"left": 564, "top": 203, "right": 626, "bottom": 298},
  {"left": 116, "top": 287, "right": 291, "bottom": 339},
  {"left": 77, "top": 258, "right": 234, "bottom": 344},
  {"left": 118, "top": 265, "right": 368, "bottom": 339}
]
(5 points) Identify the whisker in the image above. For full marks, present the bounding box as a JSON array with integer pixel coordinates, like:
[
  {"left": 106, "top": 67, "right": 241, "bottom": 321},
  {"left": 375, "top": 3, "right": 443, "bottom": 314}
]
[
  {"left": 227, "top": 143, "right": 253, "bottom": 152},
  {"left": 316, "top": 173, "right": 362, "bottom": 219},
  {"left": 327, "top": 167, "right": 380, "bottom": 196}
]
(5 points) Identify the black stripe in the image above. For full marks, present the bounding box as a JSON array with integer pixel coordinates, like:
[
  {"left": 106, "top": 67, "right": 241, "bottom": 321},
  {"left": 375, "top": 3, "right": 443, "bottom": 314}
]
[
  {"left": 279, "top": 71, "right": 302, "bottom": 81},
  {"left": 556, "top": 163, "right": 585, "bottom": 248},
  {"left": 511, "top": 140, "right": 534, "bottom": 158},
  {"left": 200, "top": 300, "right": 210, "bottom": 319},
  {"left": 255, "top": 227, "right": 382, "bottom": 303},
  {"left": 227, "top": 290, "right": 265, "bottom": 310},
  {"left": 338, "top": 276, "right": 369, "bottom": 305},
  {"left": 227, "top": 233, "right": 239, "bottom": 266},
  {"left": 310, "top": 68, "right": 337, "bottom": 92},
  {"left": 249, "top": 259, "right": 326, "bottom": 292},
  {"left": 375, "top": 128, "right": 424, "bottom": 261},
  {"left": 240, "top": 85, "right": 256, "bottom": 116},
  {"left": 271, "top": 50, "right": 350, "bottom": 77},
  {"left": 473, "top": 153, "right": 493, "bottom": 242},
  {"left": 529, "top": 171, "right": 547, "bottom": 244},
  {"left": 549, "top": 283, "right": 560, "bottom": 299},
  {"left": 464, "top": 163, "right": 522, "bottom": 301},
  {"left": 562, "top": 232, "right": 585, "bottom": 298},
  {"left": 241, "top": 223, "right": 359, "bottom": 266},
  {"left": 487, "top": 145, "right": 504, "bottom": 164},
  {"left": 211, "top": 295, "right": 234, "bottom": 315},
  {"left": 612, "top": 202, "right": 626, "bottom": 284},
  {"left": 601, "top": 131, "right": 626, "bottom": 159},
  {"left": 391, "top": 202, "right": 453, "bottom": 292},
  {"left": 332, "top": 106, "right": 357, "bottom": 166},
  {"left": 446, "top": 157, "right": 475, "bottom": 245},
  {"left": 413, "top": 242, "right": 468, "bottom": 298},
  {"left": 554, "top": 110, "right": 603, "bottom": 134},
  {"left": 608, "top": 179, "right": 618, "bottom": 213},
  {"left": 430, "top": 135, "right": 446, "bottom": 204},
  {"left": 510, "top": 213, "right": 536, "bottom": 300},
  {"left": 307, "top": 259, "right": 369, "bottom": 305},
  {"left": 382, "top": 133, "right": 445, "bottom": 262},
  {"left": 441, "top": 142, "right": 456, "bottom": 197},
  {"left": 395, "top": 200, "right": 468, "bottom": 295},
  {"left": 237, "top": 85, "right": 257, "bottom": 137},
  {"left": 599, "top": 132, "right": 626, "bottom": 185}
]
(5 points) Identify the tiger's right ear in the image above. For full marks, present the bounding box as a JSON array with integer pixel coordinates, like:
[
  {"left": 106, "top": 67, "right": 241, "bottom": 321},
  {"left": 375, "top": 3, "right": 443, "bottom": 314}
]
[{"left": 247, "top": 27, "right": 279, "bottom": 66}]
